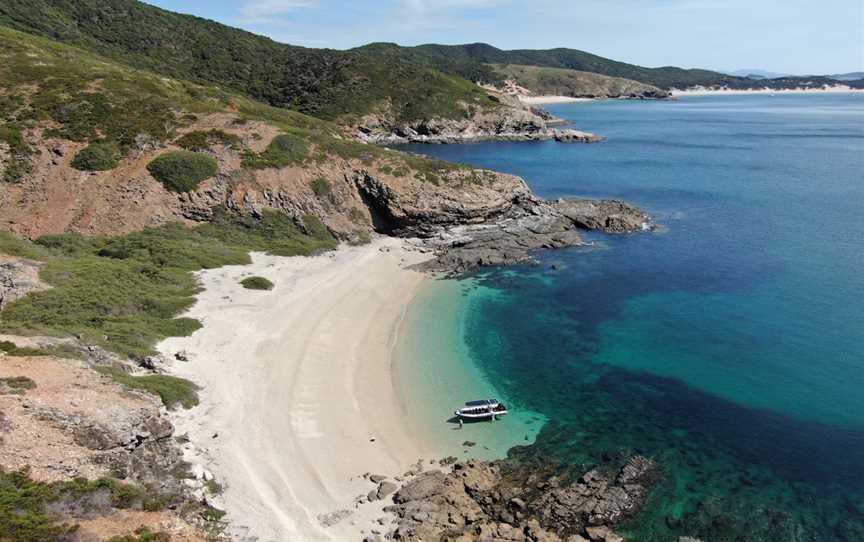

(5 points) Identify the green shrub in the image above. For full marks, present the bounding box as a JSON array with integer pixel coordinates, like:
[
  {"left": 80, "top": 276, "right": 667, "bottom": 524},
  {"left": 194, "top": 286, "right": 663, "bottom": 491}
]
[
  {"left": 240, "top": 276, "right": 273, "bottom": 291},
  {"left": 310, "top": 176, "right": 331, "bottom": 198},
  {"left": 0, "top": 123, "right": 34, "bottom": 183},
  {"left": 97, "top": 367, "right": 199, "bottom": 410},
  {"left": 108, "top": 527, "right": 170, "bottom": 542},
  {"left": 242, "top": 134, "right": 308, "bottom": 169},
  {"left": 0, "top": 376, "right": 37, "bottom": 392},
  {"left": 147, "top": 151, "right": 218, "bottom": 193},
  {"left": 0, "top": 340, "right": 48, "bottom": 357},
  {"left": 175, "top": 130, "right": 241, "bottom": 151},
  {"left": 71, "top": 142, "right": 120, "bottom": 171}
]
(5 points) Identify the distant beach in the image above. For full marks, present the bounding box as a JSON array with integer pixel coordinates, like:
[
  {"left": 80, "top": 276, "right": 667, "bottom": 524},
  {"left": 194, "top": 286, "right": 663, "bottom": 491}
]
[{"left": 672, "top": 85, "right": 864, "bottom": 96}]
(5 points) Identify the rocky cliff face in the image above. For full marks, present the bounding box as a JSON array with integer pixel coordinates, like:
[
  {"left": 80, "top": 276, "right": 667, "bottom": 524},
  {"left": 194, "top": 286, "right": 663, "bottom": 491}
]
[{"left": 0, "top": 112, "right": 650, "bottom": 276}]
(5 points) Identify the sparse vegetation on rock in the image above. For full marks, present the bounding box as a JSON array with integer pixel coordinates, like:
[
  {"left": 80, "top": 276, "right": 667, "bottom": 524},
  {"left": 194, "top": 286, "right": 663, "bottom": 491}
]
[
  {"left": 146, "top": 151, "right": 218, "bottom": 193},
  {"left": 240, "top": 276, "right": 274, "bottom": 291},
  {"left": 0, "top": 467, "right": 156, "bottom": 541}
]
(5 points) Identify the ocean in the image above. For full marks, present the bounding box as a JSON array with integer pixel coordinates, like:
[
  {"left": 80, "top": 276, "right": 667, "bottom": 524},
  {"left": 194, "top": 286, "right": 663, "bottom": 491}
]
[{"left": 394, "top": 94, "right": 864, "bottom": 541}]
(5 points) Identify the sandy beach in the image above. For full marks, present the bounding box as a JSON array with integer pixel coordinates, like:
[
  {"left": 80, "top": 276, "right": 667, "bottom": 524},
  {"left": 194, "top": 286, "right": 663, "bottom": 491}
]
[
  {"left": 518, "top": 95, "right": 594, "bottom": 104},
  {"left": 158, "top": 238, "right": 440, "bottom": 541},
  {"left": 672, "top": 86, "right": 864, "bottom": 96}
]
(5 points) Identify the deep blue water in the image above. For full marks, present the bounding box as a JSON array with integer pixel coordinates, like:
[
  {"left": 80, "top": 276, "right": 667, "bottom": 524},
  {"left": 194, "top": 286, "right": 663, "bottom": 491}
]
[{"left": 399, "top": 95, "right": 864, "bottom": 541}]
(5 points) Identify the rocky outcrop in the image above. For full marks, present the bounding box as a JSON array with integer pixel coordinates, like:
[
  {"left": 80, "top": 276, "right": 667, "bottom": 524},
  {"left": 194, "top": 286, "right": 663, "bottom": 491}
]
[
  {"left": 355, "top": 94, "right": 604, "bottom": 145},
  {"left": 554, "top": 199, "right": 652, "bottom": 233},
  {"left": 393, "top": 195, "right": 652, "bottom": 274},
  {"left": 380, "top": 456, "right": 658, "bottom": 541},
  {"left": 0, "top": 256, "right": 47, "bottom": 310}
]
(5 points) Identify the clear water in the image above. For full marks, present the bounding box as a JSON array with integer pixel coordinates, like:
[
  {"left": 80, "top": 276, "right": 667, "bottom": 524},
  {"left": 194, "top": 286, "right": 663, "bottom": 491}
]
[{"left": 397, "top": 95, "right": 864, "bottom": 541}]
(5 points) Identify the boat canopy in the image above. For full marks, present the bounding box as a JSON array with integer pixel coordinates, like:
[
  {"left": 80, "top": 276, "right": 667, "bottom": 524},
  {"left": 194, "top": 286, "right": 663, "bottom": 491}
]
[{"left": 465, "top": 399, "right": 499, "bottom": 407}]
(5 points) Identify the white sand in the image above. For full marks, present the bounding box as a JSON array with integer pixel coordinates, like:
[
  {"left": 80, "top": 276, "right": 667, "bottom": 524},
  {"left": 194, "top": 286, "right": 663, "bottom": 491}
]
[
  {"left": 672, "top": 86, "right": 864, "bottom": 96},
  {"left": 518, "top": 95, "right": 593, "bottom": 104},
  {"left": 158, "top": 238, "right": 440, "bottom": 541}
]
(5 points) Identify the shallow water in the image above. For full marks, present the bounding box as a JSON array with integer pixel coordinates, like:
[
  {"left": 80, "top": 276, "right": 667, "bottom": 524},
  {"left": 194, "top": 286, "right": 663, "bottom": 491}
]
[{"left": 396, "top": 94, "right": 864, "bottom": 541}]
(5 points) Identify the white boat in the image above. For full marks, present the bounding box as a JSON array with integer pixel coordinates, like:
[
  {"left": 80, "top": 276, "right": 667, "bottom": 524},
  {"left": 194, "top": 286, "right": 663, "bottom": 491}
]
[{"left": 454, "top": 399, "right": 508, "bottom": 420}]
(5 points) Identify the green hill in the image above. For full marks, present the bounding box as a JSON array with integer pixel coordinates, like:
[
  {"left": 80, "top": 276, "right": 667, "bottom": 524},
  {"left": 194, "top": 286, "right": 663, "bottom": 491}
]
[
  {"left": 355, "top": 42, "right": 862, "bottom": 91},
  {"left": 354, "top": 42, "right": 736, "bottom": 88},
  {"left": 0, "top": 0, "right": 498, "bottom": 124}
]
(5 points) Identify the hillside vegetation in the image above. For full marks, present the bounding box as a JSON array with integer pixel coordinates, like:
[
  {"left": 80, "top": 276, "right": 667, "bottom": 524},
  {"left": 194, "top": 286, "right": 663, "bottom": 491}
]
[
  {"left": 0, "top": 0, "right": 499, "bottom": 124},
  {"left": 355, "top": 42, "right": 863, "bottom": 91},
  {"left": 491, "top": 64, "right": 669, "bottom": 98},
  {"left": 0, "top": 212, "right": 336, "bottom": 360}
]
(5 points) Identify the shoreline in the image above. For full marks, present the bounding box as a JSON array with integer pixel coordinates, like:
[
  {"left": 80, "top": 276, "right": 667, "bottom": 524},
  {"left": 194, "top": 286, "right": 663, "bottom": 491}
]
[
  {"left": 672, "top": 86, "right": 864, "bottom": 96},
  {"left": 518, "top": 95, "right": 594, "bottom": 104},
  {"left": 155, "top": 237, "right": 534, "bottom": 540},
  {"left": 158, "top": 238, "right": 433, "bottom": 540}
]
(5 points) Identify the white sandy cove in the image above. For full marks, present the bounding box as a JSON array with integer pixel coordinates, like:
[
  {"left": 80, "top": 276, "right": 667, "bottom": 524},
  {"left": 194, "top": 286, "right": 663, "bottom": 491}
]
[{"left": 158, "top": 238, "right": 442, "bottom": 541}]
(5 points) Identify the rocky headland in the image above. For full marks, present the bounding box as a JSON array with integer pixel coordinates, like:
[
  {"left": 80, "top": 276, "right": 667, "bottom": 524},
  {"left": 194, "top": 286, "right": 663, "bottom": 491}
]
[{"left": 356, "top": 94, "right": 605, "bottom": 145}]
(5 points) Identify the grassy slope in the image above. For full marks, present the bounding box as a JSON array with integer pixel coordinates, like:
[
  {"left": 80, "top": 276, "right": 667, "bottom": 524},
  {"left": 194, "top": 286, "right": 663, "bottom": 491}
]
[
  {"left": 0, "top": 212, "right": 336, "bottom": 360},
  {"left": 491, "top": 64, "right": 666, "bottom": 97},
  {"left": 0, "top": 0, "right": 498, "bottom": 124},
  {"left": 355, "top": 42, "right": 862, "bottom": 91}
]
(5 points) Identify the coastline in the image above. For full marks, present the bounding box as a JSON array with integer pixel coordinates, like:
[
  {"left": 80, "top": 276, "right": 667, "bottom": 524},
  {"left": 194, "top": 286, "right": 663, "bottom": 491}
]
[
  {"left": 672, "top": 86, "right": 864, "bottom": 96},
  {"left": 155, "top": 237, "right": 536, "bottom": 540},
  {"left": 518, "top": 95, "right": 594, "bottom": 104}
]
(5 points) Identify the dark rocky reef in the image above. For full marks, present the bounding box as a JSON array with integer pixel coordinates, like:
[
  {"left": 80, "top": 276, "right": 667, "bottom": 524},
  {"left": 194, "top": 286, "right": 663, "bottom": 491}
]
[
  {"left": 376, "top": 455, "right": 662, "bottom": 542},
  {"left": 413, "top": 197, "right": 652, "bottom": 274}
]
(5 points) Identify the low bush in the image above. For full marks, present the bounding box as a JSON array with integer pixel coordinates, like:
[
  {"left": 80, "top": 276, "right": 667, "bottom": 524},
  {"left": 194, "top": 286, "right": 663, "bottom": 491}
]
[
  {"left": 71, "top": 142, "right": 120, "bottom": 171},
  {"left": 0, "top": 376, "right": 37, "bottom": 391},
  {"left": 109, "top": 527, "right": 170, "bottom": 542},
  {"left": 0, "top": 123, "right": 34, "bottom": 183},
  {"left": 240, "top": 276, "right": 273, "bottom": 290},
  {"left": 242, "top": 134, "right": 308, "bottom": 169},
  {"left": 0, "top": 340, "right": 48, "bottom": 357},
  {"left": 310, "top": 176, "right": 331, "bottom": 198},
  {"left": 97, "top": 367, "right": 200, "bottom": 410},
  {"left": 147, "top": 151, "right": 218, "bottom": 193},
  {"left": 175, "top": 130, "right": 241, "bottom": 152}
]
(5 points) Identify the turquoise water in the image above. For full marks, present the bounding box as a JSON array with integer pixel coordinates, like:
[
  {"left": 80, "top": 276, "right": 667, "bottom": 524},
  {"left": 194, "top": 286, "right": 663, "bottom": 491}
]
[{"left": 398, "top": 95, "right": 864, "bottom": 541}]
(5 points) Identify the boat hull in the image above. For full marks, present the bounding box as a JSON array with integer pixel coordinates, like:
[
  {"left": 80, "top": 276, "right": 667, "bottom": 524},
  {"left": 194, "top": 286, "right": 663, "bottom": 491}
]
[{"left": 454, "top": 409, "right": 508, "bottom": 420}]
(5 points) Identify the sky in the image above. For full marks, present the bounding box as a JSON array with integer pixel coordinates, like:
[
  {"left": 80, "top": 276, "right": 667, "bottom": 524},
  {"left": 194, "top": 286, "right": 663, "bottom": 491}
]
[{"left": 143, "top": 0, "right": 864, "bottom": 74}]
